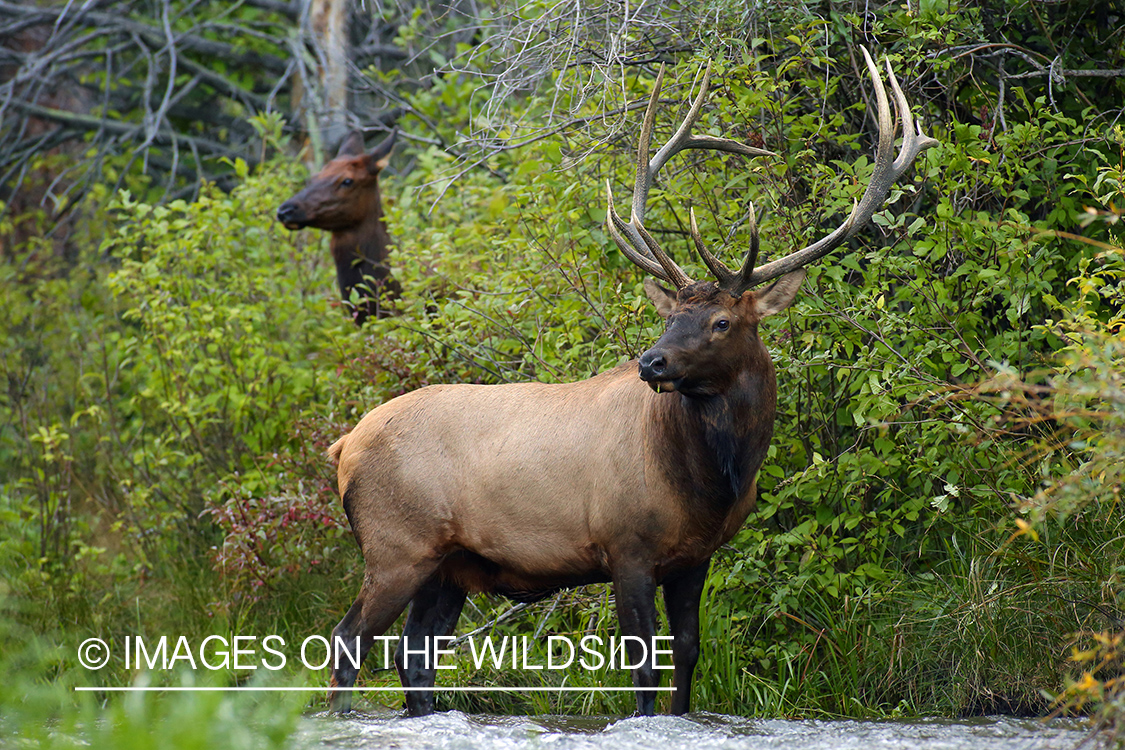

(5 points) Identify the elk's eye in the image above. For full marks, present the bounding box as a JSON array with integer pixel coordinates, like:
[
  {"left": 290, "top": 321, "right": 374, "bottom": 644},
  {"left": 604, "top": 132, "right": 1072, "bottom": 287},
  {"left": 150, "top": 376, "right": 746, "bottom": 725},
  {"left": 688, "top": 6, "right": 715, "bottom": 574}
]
[
  {"left": 341, "top": 178, "right": 354, "bottom": 187},
  {"left": 713, "top": 319, "right": 730, "bottom": 332}
]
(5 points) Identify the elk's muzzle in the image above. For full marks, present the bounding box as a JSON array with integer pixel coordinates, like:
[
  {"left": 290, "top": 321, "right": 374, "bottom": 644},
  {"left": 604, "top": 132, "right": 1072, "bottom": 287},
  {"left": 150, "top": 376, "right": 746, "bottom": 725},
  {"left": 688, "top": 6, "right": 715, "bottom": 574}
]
[
  {"left": 277, "top": 200, "right": 305, "bottom": 230},
  {"left": 638, "top": 348, "right": 682, "bottom": 393}
]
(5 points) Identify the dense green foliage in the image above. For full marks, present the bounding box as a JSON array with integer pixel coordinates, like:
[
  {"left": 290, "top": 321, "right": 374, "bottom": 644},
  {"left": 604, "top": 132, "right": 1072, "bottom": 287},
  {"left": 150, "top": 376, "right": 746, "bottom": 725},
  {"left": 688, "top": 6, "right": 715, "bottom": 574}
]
[{"left": 2, "top": 0, "right": 1124, "bottom": 746}]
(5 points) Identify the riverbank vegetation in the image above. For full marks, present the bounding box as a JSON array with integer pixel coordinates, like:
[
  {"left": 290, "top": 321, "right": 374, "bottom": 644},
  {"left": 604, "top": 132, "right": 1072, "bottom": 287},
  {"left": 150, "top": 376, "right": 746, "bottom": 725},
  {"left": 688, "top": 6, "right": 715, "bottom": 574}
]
[{"left": 2, "top": 0, "right": 1123, "bottom": 746}]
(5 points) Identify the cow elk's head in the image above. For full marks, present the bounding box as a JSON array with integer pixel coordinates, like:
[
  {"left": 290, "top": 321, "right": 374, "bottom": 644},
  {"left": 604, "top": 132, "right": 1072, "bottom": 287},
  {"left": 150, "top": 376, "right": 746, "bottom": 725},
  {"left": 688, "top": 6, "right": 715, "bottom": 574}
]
[
  {"left": 277, "top": 129, "right": 397, "bottom": 231},
  {"left": 607, "top": 49, "right": 938, "bottom": 396}
]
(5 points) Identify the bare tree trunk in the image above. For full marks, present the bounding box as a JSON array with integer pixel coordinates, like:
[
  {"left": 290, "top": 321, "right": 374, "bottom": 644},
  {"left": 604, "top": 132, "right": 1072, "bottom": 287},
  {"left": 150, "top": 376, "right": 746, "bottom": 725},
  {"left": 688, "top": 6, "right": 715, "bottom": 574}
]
[{"left": 306, "top": 0, "right": 350, "bottom": 148}]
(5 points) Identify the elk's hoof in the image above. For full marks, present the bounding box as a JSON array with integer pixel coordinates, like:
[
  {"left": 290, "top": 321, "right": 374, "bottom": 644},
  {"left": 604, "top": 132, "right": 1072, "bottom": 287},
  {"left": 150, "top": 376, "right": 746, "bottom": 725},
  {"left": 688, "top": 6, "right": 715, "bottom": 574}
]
[{"left": 328, "top": 688, "right": 353, "bottom": 713}]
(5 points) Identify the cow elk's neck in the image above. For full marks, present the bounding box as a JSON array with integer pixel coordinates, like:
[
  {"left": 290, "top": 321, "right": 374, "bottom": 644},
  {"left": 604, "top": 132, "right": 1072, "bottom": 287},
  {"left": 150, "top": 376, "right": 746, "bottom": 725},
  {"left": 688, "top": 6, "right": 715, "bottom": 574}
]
[{"left": 329, "top": 188, "right": 391, "bottom": 267}]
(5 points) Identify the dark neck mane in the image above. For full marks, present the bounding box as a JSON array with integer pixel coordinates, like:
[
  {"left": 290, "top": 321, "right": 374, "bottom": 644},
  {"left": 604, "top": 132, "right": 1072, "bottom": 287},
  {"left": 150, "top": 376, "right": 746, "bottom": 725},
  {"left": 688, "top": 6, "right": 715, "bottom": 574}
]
[{"left": 650, "top": 361, "right": 776, "bottom": 523}]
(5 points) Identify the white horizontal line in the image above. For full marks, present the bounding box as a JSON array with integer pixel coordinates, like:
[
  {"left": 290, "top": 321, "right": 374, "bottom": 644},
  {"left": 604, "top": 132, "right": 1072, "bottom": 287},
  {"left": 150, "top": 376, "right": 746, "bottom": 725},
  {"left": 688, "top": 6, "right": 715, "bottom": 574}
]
[{"left": 74, "top": 686, "right": 675, "bottom": 692}]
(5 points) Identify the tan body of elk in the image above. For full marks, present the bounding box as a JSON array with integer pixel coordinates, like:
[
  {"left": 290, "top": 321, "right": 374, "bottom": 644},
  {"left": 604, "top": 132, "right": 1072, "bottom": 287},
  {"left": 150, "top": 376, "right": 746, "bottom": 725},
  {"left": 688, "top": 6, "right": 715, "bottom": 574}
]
[
  {"left": 326, "top": 49, "right": 936, "bottom": 717},
  {"left": 277, "top": 130, "right": 398, "bottom": 325}
]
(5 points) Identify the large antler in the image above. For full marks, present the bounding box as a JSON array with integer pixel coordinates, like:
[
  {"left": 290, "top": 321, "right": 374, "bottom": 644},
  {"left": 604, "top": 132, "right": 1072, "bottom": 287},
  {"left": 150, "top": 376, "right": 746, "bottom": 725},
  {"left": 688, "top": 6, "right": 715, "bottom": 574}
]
[
  {"left": 606, "top": 61, "right": 775, "bottom": 290},
  {"left": 609, "top": 48, "right": 939, "bottom": 295}
]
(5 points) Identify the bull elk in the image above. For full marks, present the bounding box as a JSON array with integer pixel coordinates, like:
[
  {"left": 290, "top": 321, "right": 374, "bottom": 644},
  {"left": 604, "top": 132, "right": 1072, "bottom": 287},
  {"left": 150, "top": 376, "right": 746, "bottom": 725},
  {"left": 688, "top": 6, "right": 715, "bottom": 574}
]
[
  {"left": 277, "top": 130, "right": 399, "bottom": 325},
  {"left": 325, "top": 49, "right": 937, "bottom": 716}
]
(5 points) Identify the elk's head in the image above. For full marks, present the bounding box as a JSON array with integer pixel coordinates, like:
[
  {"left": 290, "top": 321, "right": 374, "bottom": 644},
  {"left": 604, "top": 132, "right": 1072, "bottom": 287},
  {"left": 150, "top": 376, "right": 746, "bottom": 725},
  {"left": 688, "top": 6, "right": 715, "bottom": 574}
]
[
  {"left": 277, "top": 130, "right": 396, "bottom": 231},
  {"left": 638, "top": 274, "right": 803, "bottom": 397},
  {"left": 607, "top": 51, "right": 937, "bottom": 397},
  {"left": 628, "top": 204, "right": 805, "bottom": 397}
]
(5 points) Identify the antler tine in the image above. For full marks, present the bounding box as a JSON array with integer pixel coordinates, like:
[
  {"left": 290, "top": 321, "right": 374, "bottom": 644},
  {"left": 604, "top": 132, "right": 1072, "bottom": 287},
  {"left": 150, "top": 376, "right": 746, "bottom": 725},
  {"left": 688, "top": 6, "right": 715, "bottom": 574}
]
[
  {"left": 689, "top": 207, "right": 735, "bottom": 287},
  {"left": 606, "top": 181, "right": 670, "bottom": 281},
  {"left": 608, "top": 181, "right": 694, "bottom": 289},
  {"left": 646, "top": 62, "right": 712, "bottom": 196},
  {"left": 634, "top": 209, "right": 694, "bottom": 289},
  {"left": 630, "top": 64, "right": 667, "bottom": 226},
  {"left": 648, "top": 63, "right": 777, "bottom": 202},
  {"left": 732, "top": 202, "right": 761, "bottom": 290},
  {"left": 886, "top": 58, "right": 940, "bottom": 177},
  {"left": 632, "top": 63, "right": 777, "bottom": 225},
  {"left": 689, "top": 204, "right": 764, "bottom": 295},
  {"left": 740, "top": 46, "right": 939, "bottom": 291}
]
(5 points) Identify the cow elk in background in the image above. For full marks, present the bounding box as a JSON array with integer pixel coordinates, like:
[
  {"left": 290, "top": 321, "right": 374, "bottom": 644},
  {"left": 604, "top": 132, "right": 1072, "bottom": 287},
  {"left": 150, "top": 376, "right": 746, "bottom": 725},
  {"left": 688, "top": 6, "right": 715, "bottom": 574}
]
[
  {"left": 277, "top": 129, "right": 399, "bottom": 325},
  {"left": 324, "top": 49, "right": 937, "bottom": 716}
]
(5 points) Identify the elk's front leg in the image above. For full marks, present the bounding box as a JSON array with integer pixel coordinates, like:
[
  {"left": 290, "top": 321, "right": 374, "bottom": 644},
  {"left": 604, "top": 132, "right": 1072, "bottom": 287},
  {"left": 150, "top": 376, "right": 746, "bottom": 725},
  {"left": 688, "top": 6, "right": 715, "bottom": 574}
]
[
  {"left": 395, "top": 576, "right": 466, "bottom": 717},
  {"left": 662, "top": 559, "right": 709, "bottom": 715},
  {"left": 612, "top": 565, "right": 659, "bottom": 715}
]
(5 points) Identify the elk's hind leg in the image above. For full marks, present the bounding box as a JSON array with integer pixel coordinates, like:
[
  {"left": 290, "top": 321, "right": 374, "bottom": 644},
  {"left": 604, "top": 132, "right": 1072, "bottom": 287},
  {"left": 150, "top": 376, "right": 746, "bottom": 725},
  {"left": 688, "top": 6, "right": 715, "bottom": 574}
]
[
  {"left": 328, "top": 560, "right": 440, "bottom": 712},
  {"left": 395, "top": 576, "right": 466, "bottom": 716}
]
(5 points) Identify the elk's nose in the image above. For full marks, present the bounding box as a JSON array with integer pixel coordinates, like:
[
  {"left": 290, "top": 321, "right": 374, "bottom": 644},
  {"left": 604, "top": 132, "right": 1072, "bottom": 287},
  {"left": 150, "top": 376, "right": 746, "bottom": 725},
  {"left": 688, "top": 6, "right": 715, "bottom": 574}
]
[
  {"left": 638, "top": 350, "right": 668, "bottom": 380},
  {"left": 277, "top": 201, "right": 298, "bottom": 223}
]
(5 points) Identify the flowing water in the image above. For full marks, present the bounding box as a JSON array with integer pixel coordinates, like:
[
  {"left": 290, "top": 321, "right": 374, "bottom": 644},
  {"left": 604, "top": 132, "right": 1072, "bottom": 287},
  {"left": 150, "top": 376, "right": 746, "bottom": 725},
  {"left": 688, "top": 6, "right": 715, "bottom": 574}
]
[{"left": 295, "top": 710, "right": 1092, "bottom": 750}]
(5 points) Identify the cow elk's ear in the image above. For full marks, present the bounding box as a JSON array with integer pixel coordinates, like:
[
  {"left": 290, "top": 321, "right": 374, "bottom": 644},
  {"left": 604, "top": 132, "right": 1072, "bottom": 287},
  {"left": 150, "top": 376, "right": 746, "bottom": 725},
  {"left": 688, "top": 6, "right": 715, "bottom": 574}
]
[
  {"left": 644, "top": 278, "right": 679, "bottom": 319},
  {"left": 336, "top": 131, "right": 366, "bottom": 159},
  {"left": 367, "top": 129, "right": 397, "bottom": 174},
  {"left": 753, "top": 269, "right": 805, "bottom": 318}
]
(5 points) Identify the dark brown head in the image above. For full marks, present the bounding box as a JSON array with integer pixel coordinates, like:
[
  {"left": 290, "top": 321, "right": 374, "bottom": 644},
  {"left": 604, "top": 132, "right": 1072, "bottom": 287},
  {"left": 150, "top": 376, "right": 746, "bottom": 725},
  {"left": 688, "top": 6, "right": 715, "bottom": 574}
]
[
  {"left": 638, "top": 273, "right": 803, "bottom": 397},
  {"left": 277, "top": 130, "right": 396, "bottom": 231}
]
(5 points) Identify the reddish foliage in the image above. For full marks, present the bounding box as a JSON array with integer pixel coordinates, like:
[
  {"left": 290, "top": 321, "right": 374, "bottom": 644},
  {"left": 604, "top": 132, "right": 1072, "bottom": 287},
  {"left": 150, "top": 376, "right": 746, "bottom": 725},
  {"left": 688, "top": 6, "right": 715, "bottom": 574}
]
[{"left": 205, "top": 339, "right": 435, "bottom": 603}]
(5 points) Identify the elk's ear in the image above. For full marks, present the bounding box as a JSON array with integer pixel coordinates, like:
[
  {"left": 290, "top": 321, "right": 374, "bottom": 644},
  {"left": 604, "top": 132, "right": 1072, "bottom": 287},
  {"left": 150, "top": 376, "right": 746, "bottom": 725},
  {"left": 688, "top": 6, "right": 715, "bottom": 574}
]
[
  {"left": 753, "top": 269, "right": 805, "bottom": 318},
  {"left": 336, "top": 131, "right": 366, "bottom": 158},
  {"left": 366, "top": 129, "right": 397, "bottom": 174},
  {"left": 644, "top": 278, "right": 678, "bottom": 319}
]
